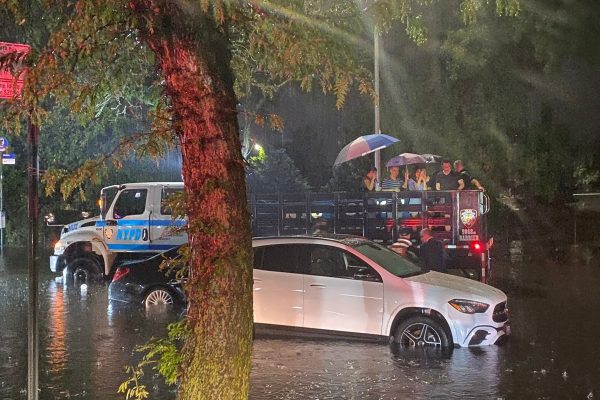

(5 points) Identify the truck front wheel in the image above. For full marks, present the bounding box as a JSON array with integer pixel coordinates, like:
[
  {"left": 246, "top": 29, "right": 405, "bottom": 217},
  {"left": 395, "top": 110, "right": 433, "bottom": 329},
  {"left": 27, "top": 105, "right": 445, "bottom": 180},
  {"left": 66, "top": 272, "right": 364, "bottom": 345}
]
[{"left": 64, "top": 257, "right": 103, "bottom": 285}]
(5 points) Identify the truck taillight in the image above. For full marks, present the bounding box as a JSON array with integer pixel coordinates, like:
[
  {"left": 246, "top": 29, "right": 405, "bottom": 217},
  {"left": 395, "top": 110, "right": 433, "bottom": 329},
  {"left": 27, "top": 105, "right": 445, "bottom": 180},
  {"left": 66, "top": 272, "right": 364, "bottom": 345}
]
[
  {"left": 470, "top": 241, "right": 484, "bottom": 253},
  {"left": 385, "top": 218, "right": 395, "bottom": 231},
  {"left": 112, "top": 267, "right": 130, "bottom": 282}
]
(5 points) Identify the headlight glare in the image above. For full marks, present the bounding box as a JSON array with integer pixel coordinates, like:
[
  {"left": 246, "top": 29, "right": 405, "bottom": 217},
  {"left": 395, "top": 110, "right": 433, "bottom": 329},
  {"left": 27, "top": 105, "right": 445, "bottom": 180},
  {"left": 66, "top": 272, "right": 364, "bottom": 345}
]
[
  {"left": 54, "top": 240, "right": 66, "bottom": 255},
  {"left": 448, "top": 299, "right": 489, "bottom": 314}
]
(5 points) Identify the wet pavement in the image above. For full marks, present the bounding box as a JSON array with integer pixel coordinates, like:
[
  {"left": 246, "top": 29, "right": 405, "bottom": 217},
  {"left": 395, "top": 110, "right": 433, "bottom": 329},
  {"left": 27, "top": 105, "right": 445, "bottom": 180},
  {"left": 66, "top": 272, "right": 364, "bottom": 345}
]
[{"left": 0, "top": 245, "right": 599, "bottom": 399}]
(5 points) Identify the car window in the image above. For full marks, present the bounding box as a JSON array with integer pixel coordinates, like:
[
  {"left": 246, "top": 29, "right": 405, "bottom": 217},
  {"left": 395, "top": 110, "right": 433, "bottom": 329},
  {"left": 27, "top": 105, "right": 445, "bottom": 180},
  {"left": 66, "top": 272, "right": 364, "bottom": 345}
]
[
  {"left": 307, "top": 246, "right": 344, "bottom": 277},
  {"left": 253, "top": 247, "right": 263, "bottom": 269},
  {"left": 307, "top": 246, "right": 382, "bottom": 282},
  {"left": 344, "top": 252, "right": 382, "bottom": 282},
  {"left": 352, "top": 242, "right": 423, "bottom": 278},
  {"left": 113, "top": 189, "right": 148, "bottom": 219},
  {"left": 255, "top": 245, "right": 300, "bottom": 274}
]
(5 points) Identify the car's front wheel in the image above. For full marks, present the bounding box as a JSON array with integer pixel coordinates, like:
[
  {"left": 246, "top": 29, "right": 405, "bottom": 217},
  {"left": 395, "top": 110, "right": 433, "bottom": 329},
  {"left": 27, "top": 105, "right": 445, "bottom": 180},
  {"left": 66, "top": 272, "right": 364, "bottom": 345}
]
[
  {"left": 144, "top": 288, "right": 175, "bottom": 307},
  {"left": 393, "top": 316, "right": 450, "bottom": 348}
]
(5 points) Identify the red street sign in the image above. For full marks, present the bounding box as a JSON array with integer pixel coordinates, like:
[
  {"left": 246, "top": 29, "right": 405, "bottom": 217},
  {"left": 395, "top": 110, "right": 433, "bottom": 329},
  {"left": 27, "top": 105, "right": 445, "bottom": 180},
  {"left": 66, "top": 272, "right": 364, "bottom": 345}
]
[
  {"left": 0, "top": 78, "right": 25, "bottom": 99},
  {"left": 0, "top": 41, "right": 30, "bottom": 99}
]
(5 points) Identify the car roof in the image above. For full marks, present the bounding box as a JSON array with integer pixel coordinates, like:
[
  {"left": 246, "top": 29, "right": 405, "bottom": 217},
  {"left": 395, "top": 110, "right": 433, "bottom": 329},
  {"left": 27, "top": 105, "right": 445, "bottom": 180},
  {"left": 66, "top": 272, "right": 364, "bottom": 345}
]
[{"left": 252, "top": 234, "right": 371, "bottom": 248}]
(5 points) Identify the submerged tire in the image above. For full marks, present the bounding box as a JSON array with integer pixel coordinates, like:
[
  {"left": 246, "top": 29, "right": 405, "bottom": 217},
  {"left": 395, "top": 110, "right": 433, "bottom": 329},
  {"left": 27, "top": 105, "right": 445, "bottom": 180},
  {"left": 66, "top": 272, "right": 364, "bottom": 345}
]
[
  {"left": 393, "top": 316, "right": 450, "bottom": 348},
  {"left": 144, "top": 288, "right": 175, "bottom": 307},
  {"left": 65, "top": 257, "right": 102, "bottom": 285}
]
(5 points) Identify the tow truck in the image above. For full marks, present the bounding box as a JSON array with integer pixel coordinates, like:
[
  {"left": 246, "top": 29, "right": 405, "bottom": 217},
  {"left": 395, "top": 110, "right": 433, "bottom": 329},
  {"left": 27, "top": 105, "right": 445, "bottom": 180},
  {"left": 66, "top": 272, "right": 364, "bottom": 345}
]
[{"left": 49, "top": 182, "right": 493, "bottom": 282}]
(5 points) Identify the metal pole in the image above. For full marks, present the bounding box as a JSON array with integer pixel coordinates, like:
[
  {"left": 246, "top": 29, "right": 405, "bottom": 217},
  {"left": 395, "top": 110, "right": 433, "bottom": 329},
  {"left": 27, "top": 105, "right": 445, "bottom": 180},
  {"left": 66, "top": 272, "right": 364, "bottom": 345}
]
[
  {"left": 373, "top": 26, "right": 381, "bottom": 184},
  {"left": 27, "top": 121, "right": 39, "bottom": 400},
  {"left": 573, "top": 205, "right": 577, "bottom": 246},
  {"left": 1, "top": 159, "right": 3, "bottom": 253}
]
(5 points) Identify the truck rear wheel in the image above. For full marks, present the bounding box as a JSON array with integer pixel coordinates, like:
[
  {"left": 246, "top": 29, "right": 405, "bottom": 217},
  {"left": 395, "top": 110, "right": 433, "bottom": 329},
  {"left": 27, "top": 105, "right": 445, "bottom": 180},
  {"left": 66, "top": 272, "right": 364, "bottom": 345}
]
[{"left": 65, "top": 257, "right": 102, "bottom": 285}]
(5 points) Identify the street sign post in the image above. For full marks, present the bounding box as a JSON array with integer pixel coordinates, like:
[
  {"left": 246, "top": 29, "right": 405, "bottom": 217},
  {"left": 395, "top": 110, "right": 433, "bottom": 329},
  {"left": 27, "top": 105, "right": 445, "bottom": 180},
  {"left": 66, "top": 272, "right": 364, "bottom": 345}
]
[
  {"left": 1, "top": 41, "right": 37, "bottom": 400},
  {"left": 0, "top": 149, "right": 15, "bottom": 249},
  {"left": 0, "top": 138, "right": 9, "bottom": 252},
  {"left": 2, "top": 153, "right": 15, "bottom": 165}
]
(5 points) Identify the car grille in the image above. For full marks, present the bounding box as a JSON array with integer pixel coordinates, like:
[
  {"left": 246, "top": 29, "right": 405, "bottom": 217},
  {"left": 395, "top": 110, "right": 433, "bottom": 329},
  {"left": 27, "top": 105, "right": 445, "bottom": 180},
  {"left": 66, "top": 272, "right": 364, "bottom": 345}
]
[{"left": 492, "top": 301, "right": 508, "bottom": 323}]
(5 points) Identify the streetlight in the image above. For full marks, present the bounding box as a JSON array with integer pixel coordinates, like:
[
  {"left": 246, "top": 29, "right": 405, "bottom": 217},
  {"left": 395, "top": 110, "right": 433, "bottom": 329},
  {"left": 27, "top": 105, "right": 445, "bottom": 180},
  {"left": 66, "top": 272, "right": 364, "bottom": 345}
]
[{"left": 373, "top": 26, "right": 381, "bottom": 184}]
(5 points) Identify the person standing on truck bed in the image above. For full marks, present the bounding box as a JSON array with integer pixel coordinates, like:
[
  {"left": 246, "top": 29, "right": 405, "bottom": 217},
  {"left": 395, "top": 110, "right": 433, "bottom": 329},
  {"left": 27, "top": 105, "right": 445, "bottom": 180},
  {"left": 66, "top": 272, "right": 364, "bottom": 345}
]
[
  {"left": 435, "top": 159, "right": 465, "bottom": 190},
  {"left": 363, "top": 167, "right": 378, "bottom": 191},
  {"left": 381, "top": 166, "right": 404, "bottom": 191},
  {"left": 419, "top": 228, "right": 446, "bottom": 273},
  {"left": 454, "top": 160, "right": 485, "bottom": 191},
  {"left": 403, "top": 167, "right": 429, "bottom": 191}
]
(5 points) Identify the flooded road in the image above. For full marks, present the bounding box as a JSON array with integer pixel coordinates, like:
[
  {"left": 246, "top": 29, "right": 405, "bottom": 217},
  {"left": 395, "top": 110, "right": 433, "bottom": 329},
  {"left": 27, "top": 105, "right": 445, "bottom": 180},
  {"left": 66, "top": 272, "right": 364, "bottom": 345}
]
[{"left": 0, "top": 246, "right": 599, "bottom": 399}]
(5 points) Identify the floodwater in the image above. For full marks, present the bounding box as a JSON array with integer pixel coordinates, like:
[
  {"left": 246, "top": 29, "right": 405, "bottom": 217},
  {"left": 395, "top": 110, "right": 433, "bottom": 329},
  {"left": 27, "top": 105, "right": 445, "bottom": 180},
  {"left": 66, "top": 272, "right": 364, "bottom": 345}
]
[{"left": 0, "top": 245, "right": 599, "bottom": 399}]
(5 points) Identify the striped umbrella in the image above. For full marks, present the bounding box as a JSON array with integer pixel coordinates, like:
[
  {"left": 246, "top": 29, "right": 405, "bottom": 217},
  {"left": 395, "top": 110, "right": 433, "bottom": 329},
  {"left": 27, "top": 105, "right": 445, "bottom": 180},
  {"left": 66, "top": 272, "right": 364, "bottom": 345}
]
[{"left": 333, "top": 134, "right": 399, "bottom": 166}]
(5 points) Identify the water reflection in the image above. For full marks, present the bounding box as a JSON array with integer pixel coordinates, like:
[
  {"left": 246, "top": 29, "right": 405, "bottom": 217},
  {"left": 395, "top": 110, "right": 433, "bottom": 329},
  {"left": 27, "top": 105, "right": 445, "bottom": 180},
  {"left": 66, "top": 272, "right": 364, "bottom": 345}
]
[
  {"left": 0, "top": 246, "right": 599, "bottom": 399},
  {"left": 250, "top": 339, "right": 503, "bottom": 400}
]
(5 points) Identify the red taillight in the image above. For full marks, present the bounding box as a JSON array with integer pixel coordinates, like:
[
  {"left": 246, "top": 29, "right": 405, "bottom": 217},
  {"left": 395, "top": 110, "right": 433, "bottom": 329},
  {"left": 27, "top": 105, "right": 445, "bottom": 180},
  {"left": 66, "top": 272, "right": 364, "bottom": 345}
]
[
  {"left": 385, "top": 218, "right": 395, "bottom": 231},
  {"left": 470, "top": 241, "right": 484, "bottom": 253},
  {"left": 112, "top": 267, "right": 130, "bottom": 282}
]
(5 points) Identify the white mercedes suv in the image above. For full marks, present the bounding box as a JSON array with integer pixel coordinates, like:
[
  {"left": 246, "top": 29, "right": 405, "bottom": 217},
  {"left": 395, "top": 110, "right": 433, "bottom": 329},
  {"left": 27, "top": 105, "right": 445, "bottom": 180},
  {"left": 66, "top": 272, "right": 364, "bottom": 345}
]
[{"left": 252, "top": 235, "right": 509, "bottom": 347}]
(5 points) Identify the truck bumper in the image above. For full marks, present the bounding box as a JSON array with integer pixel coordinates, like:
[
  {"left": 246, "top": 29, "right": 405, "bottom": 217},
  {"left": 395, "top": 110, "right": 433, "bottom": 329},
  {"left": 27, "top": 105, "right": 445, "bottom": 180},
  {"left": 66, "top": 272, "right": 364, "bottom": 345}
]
[{"left": 49, "top": 255, "right": 65, "bottom": 273}]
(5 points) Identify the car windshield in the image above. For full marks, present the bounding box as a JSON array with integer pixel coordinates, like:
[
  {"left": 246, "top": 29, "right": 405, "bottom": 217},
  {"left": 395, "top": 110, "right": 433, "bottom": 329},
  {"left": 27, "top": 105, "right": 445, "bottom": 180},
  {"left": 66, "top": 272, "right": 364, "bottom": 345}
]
[{"left": 352, "top": 241, "right": 424, "bottom": 278}]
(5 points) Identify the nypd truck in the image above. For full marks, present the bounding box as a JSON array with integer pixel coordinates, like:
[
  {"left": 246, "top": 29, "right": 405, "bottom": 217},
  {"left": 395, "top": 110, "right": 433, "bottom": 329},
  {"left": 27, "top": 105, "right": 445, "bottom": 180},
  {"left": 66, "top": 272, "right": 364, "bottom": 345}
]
[
  {"left": 50, "top": 181, "right": 493, "bottom": 283},
  {"left": 50, "top": 182, "right": 186, "bottom": 281}
]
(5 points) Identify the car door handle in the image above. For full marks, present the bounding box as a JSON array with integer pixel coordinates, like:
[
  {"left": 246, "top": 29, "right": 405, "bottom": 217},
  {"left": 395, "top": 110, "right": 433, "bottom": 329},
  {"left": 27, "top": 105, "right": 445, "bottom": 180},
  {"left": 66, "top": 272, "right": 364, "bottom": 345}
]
[{"left": 310, "top": 284, "right": 326, "bottom": 288}]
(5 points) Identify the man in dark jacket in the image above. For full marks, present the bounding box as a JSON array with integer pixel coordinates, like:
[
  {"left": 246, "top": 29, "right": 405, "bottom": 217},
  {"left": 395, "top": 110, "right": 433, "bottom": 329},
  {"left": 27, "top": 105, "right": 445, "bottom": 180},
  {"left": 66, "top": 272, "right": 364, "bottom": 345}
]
[
  {"left": 454, "top": 160, "right": 485, "bottom": 191},
  {"left": 419, "top": 228, "right": 446, "bottom": 273}
]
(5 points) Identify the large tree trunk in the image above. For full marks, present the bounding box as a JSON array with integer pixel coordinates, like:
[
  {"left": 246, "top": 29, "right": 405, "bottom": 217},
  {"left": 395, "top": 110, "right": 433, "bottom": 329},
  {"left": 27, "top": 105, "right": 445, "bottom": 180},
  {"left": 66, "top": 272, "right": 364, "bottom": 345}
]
[{"left": 133, "top": 2, "right": 253, "bottom": 399}]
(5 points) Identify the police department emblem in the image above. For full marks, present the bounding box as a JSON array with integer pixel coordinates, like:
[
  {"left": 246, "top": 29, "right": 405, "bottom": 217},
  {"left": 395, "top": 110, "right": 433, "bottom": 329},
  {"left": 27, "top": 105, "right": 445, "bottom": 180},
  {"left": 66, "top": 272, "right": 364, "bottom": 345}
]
[
  {"left": 105, "top": 228, "right": 114, "bottom": 240},
  {"left": 460, "top": 209, "right": 477, "bottom": 228}
]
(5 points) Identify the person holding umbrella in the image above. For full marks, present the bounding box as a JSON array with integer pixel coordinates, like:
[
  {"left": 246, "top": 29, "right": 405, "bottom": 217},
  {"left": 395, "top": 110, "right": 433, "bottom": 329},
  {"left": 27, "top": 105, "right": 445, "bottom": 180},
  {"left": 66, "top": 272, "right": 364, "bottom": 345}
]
[
  {"left": 381, "top": 166, "right": 404, "bottom": 191},
  {"left": 383, "top": 153, "right": 428, "bottom": 192}
]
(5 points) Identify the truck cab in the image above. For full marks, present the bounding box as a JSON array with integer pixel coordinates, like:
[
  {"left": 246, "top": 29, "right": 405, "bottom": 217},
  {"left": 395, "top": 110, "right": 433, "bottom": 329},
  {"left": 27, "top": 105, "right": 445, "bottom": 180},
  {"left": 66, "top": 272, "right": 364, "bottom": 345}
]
[{"left": 50, "top": 182, "right": 185, "bottom": 281}]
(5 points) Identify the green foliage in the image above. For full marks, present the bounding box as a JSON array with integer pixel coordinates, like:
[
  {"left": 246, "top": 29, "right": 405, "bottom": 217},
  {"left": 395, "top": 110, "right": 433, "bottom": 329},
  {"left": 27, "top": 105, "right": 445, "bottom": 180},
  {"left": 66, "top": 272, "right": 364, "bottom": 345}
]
[
  {"left": 117, "top": 366, "right": 149, "bottom": 400},
  {"left": 246, "top": 147, "right": 310, "bottom": 193},
  {"left": 118, "top": 321, "right": 188, "bottom": 399},
  {"left": 365, "top": 0, "right": 600, "bottom": 202},
  {"left": 325, "top": 161, "right": 369, "bottom": 192}
]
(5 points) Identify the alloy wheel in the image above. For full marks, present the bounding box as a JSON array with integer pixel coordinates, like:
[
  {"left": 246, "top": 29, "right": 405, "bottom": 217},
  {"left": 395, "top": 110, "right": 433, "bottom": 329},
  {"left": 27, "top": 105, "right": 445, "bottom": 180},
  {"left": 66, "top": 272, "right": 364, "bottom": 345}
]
[
  {"left": 145, "top": 289, "right": 174, "bottom": 306},
  {"left": 400, "top": 322, "right": 442, "bottom": 347}
]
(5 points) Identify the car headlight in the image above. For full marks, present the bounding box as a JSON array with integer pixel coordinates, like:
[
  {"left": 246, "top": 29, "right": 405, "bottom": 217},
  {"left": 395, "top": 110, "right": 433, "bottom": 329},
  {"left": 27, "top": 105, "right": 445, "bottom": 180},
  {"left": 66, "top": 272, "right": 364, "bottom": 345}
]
[
  {"left": 448, "top": 299, "right": 490, "bottom": 314},
  {"left": 54, "top": 240, "right": 66, "bottom": 255}
]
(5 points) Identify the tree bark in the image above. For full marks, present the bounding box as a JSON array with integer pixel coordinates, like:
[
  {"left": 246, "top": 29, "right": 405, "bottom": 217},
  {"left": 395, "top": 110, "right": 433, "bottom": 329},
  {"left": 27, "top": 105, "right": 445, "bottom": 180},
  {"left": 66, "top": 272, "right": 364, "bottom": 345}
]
[{"left": 133, "top": 2, "right": 253, "bottom": 399}]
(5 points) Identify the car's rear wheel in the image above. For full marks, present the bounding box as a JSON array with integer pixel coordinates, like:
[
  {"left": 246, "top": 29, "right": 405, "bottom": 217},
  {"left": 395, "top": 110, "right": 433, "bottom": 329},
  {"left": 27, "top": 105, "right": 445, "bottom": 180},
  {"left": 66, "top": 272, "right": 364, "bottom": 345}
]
[
  {"left": 393, "top": 316, "right": 450, "bottom": 348},
  {"left": 144, "top": 288, "right": 175, "bottom": 307}
]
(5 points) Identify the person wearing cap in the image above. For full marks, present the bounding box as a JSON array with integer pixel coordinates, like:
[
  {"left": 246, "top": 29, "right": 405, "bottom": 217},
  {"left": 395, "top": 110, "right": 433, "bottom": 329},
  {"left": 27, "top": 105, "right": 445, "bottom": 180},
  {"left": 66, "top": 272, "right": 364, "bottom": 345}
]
[
  {"left": 397, "top": 227, "right": 419, "bottom": 259},
  {"left": 363, "top": 167, "right": 378, "bottom": 191},
  {"left": 389, "top": 239, "right": 411, "bottom": 257}
]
